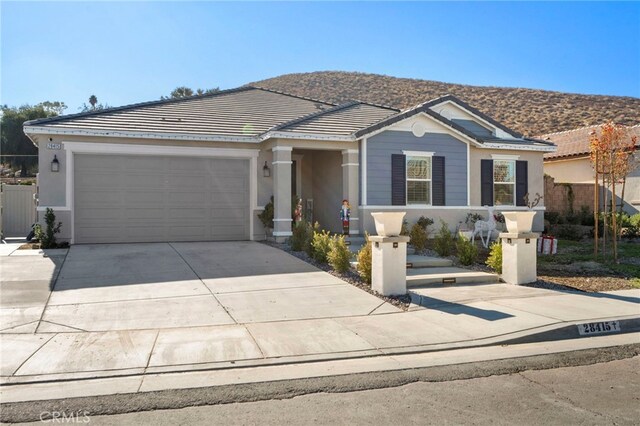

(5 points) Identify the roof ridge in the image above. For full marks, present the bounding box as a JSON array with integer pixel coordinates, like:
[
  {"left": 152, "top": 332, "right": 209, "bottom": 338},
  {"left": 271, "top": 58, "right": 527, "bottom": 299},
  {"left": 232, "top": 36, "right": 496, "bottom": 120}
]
[
  {"left": 350, "top": 99, "right": 400, "bottom": 111},
  {"left": 537, "top": 124, "right": 602, "bottom": 138},
  {"left": 267, "top": 100, "right": 361, "bottom": 132},
  {"left": 24, "top": 86, "right": 257, "bottom": 127},
  {"left": 250, "top": 85, "right": 336, "bottom": 107}
]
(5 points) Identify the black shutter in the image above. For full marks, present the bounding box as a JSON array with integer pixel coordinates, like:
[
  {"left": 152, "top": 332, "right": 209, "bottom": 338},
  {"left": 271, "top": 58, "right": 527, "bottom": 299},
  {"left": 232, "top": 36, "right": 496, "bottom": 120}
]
[
  {"left": 480, "top": 159, "right": 494, "bottom": 206},
  {"left": 432, "top": 156, "right": 445, "bottom": 206},
  {"left": 391, "top": 154, "right": 406, "bottom": 206},
  {"left": 516, "top": 160, "right": 528, "bottom": 206}
]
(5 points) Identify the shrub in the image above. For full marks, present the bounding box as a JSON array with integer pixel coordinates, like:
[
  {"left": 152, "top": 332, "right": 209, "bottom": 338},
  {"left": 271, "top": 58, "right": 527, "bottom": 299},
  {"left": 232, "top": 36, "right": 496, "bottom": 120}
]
[
  {"left": 464, "top": 213, "right": 484, "bottom": 228},
  {"left": 35, "top": 208, "right": 62, "bottom": 249},
  {"left": 486, "top": 241, "right": 502, "bottom": 274},
  {"left": 311, "top": 230, "right": 332, "bottom": 263},
  {"left": 258, "top": 196, "right": 274, "bottom": 230},
  {"left": 291, "top": 219, "right": 313, "bottom": 252},
  {"left": 416, "top": 216, "right": 434, "bottom": 230},
  {"left": 304, "top": 222, "right": 320, "bottom": 257},
  {"left": 544, "top": 211, "right": 560, "bottom": 225},
  {"left": 356, "top": 233, "right": 373, "bottom": 284},
  {"left": 328, "top": 235, "right": 352, "bottom": 273},
  {"left": 400, "top": 220, "right": 410, "bottom": 236},
  {"left": 433, "top": 220, "right": 454, "bottom": 257},
  {"left": 456, "top": 235, "right": 478, "bottom": 266},
  {"left": 554, "top": 224, "right": 584, "bottom": 241},
  {"left": 409, "top": 223, "right": 428, "bottom": 252},
  {"left": 578, "top": 205, "right": 594, "bottom": 226}
]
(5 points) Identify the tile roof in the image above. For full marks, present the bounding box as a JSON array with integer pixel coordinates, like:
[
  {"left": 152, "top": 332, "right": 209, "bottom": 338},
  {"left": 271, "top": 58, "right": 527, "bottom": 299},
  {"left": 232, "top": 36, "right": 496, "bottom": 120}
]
[
  {"left": 274, "top": 101, "right": 399, "bottom": 135},
  {"left": 25, "top": 87, "right": 335, "bottom": 137},
  {"left": 541, "top": 124, "right": 640, "bottom": 160}
]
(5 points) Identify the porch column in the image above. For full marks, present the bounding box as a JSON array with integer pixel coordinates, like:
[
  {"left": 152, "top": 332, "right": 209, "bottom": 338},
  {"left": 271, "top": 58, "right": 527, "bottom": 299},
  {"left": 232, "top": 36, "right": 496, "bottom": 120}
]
[
  {"left": 342, "top": 149, "right": 360, "bottom": 235},
  {"left": 272, "top": 146, "right": 293, "bottom": 242}
]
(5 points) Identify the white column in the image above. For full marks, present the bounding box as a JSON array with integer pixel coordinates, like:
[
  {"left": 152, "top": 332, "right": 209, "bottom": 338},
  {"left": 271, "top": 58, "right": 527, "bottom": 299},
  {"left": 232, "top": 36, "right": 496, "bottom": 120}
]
[
  {"left": 369, "top": 235, "right": 410, "bottom": 296},
  {"left": 272, "top": 146, "right": 293, "bottom": 242},
  {"left": 500, "top": 232, "right": 539, "bottom": 284},
  {"left": 342, "top": 149, "right": 360, "bottom": 235}
]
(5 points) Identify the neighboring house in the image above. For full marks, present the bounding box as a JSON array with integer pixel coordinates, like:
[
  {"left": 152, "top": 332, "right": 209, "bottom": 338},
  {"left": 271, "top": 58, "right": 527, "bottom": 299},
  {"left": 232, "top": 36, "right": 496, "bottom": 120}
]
[
  {"left": 542, "top": 124, "right": 640, "bottom": 214},
  {"left": 23, "top": 87, "right": 555, "bottom": 244}
]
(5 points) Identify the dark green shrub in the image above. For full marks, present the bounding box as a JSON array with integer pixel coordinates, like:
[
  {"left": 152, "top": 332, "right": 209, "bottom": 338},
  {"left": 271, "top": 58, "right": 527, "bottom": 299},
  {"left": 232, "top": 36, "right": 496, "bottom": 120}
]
[
  {"left": 554, "top": 224, "right": 584, "bottom": 241},
  {"left": 544, "top": 211, "right": 560, "bottom": 225},
  {"left": 291, "top": 219, "right": 313, "bottom": 252},
  {"left": 258, "top": 196, "right": 274, "bottom": 230},
  {"left": 410, "top": 223, "right": 428, "bottom": 252},
  {"left": 578, "top": 205, "right": 594, "bottom": 226},
  {"left": 485, "top": 241, "right": 502, "bottom": 274},
  {"left": 456, "top": 235, "right": 478, "bottom": 266},
  {"left": 356, "top": 233, "right": 372, "bottom": 284},
  {"left": 433, "top": 220, "right": 454, "bottom": 257},
  {"left": 417, "top": 216, "right": 434, "bottom": 230},
  {"left": 311, "top": 230, "right": 332, "bottom": 263},
  {"left": 328, "top": 235, "right": 352, "bottom": 273},
  {"left": 400, "top": 220, "right": 409, "bottom": 236},
  {"left": 35, "top": 208, "right": 62, "bottom": 249}
]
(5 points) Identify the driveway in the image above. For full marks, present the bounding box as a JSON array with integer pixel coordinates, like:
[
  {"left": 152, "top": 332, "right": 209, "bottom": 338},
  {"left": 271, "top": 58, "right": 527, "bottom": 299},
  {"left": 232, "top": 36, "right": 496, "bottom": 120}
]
[{"left": 1, "top": 242, "right": 394, "bottom": 334}]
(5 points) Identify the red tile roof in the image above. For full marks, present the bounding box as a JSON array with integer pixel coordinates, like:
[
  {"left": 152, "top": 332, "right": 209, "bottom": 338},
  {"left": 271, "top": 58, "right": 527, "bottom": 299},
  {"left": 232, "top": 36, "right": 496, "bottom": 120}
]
[{"left": 541, "top": 124, "right": 640, "bottom": 160}]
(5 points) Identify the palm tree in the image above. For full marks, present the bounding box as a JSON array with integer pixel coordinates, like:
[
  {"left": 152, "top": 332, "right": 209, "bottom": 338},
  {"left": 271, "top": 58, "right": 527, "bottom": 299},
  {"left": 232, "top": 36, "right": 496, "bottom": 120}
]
[{"left": 89, "top": 95, "right": 98, "bottom": 110}]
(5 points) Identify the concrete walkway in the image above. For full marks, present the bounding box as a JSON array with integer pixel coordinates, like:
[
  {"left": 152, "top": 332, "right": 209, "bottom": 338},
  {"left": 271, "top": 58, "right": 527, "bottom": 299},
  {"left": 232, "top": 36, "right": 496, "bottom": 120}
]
[{"left": 1, "top": 242, "right": 639, "bottom": 403}]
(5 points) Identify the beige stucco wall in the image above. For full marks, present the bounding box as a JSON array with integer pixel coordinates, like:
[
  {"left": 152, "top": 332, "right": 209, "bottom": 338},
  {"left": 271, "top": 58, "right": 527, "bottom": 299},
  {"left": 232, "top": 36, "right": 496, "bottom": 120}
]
[
  {"left": 544, "top": 157, "right": 595, "bottom": 184},
  {"left": 469, "top": 147, "right": 546, "bottom": 207}
]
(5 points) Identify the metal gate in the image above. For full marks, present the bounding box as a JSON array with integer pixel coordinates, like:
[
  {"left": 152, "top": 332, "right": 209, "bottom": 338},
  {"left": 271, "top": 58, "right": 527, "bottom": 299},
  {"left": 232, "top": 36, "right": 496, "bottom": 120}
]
[{"left": 1, "top": 184, "right": 37, "bottom": 238}]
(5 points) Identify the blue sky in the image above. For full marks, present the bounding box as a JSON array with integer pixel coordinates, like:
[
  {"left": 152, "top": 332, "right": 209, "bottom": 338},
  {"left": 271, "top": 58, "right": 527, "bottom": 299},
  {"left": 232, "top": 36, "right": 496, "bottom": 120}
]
[{"left": 2, "top": 1, "right": 639, "bottom": 112}]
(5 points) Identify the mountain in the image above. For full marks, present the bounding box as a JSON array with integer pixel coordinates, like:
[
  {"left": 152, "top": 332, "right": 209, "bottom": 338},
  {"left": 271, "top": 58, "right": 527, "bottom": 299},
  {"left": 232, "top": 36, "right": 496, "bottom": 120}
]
[{"left": 252, "top": 71, "right": 639, "bottom": 136}]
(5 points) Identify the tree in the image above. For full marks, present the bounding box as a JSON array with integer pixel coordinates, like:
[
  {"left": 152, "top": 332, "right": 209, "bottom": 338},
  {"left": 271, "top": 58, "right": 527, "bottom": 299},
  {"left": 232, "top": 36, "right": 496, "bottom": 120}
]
[
  {"left": 590, "top": 122, "right": 638, "bottom": 262},
  {"left": 1, "top": 102, "right": 65, "bottom": 173},
  {"left": 79, "top": 95, "right": 109, "bottom": 112},
  {"left": 161, "top": 86, "right": 220, "bottom": 99}
]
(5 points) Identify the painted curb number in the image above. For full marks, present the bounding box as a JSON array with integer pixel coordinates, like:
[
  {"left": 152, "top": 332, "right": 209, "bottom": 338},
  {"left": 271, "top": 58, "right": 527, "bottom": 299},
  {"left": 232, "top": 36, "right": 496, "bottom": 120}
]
[{"left": 577, "top": 320, "right": 621, "bottom": 336}]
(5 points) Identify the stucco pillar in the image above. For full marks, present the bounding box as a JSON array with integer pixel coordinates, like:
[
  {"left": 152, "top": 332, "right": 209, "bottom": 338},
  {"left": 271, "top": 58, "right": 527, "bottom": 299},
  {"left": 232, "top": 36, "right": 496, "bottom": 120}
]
[
  {"left": 272, "top": 146, "right": 293, "bottom": 242},
  {"left": 342, "top": 149, "right": 360, "bottom": 235}
]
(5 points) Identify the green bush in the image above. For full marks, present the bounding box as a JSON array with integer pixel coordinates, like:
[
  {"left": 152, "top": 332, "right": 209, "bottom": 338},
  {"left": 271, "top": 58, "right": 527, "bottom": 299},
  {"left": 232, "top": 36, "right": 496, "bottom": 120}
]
[
  {"left": 400, "top": 220, "right": 410, "bottom": 236},
  {"left": 35, "top": 208, "right": 62, "bottom": 249},
  {"left": 328, "top": 235, "right": 352, "bottom": 273},
  {"left": 291, "top": 219, "right": 313, "bottom": 252},
  {"left": 544, "top": 211, "right": 560, "bottom": 225},
  {"left": 304, "top": 222, "right": 320, "bottom": 257},
  {"left": 456, "top": 235, "right": 478, "bottom": 266},
  {"left": 410, "top": 223, "right": 428, "bottom": 252},
  {"left": 578, "top": 205, "right": 594, "bottom": 226},
  {"left": 554, "top": 224, "right": 584, "bottom": 241},
  {"left": 433, "top": 220, "right": 454, "bottom": 257},
  {"left": 417, "top": 216, "right": 434, "bottom": 230},
  {"left": 356, "top": 233, "right": 373, "bottom": 284},
  {"left": 311, "top": 230, "right": 332, "bottom": 264},
  {"left": 258, "top": 196, "right": 274, "bottom": 230},
  {"left": 485, "top": 241, "right": 502, "bottom": 274}
]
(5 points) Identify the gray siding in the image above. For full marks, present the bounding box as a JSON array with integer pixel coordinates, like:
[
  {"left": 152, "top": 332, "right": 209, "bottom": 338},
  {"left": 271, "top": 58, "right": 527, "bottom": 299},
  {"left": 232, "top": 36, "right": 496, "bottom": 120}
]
[
  {"left": 366, "top": 130, "right": 467, "bottom": 206},
  {"left": 452, "top": 119, "right": 493, "bottom": 138}
]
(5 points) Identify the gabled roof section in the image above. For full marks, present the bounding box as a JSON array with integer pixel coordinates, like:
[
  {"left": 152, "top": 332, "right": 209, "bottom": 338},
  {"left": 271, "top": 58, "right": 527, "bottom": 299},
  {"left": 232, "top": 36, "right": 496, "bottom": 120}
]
[
  {"left": 25, "top": 86, "right": 335, "bottom": 138},
  {"left": 427, "top": 94, "right": 524, "bottom": 139},
  {"left": 354, "top": 94, "right": 555, "bottom": 150},
  {"left": 271, "top": 101, "right": 399, "bottom": 136},
  {"left": 541, "top": 124, "right": 640, "bottom": 160}
]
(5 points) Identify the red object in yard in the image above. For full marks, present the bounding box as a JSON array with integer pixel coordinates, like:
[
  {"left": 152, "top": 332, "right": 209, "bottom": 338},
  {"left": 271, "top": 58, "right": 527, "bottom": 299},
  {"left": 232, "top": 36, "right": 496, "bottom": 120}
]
[{"left": 538, "top": 235, "right": 557, "bottom": 255}]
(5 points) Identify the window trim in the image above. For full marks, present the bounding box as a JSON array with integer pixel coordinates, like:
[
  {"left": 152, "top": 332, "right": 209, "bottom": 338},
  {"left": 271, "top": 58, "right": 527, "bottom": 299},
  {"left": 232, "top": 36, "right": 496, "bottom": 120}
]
[
  {"left": 493, "top": 159, "right": 516, "bottom": 206},
  {"left": 405, "top": 153, "right": 433, "bottom": 206}
]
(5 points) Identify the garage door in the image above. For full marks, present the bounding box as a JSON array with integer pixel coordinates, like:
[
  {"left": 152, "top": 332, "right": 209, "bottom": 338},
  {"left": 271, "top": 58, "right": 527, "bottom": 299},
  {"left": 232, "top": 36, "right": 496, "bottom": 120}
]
[{"left": 74, "top": 154, "right": 249, "bottom": 243}]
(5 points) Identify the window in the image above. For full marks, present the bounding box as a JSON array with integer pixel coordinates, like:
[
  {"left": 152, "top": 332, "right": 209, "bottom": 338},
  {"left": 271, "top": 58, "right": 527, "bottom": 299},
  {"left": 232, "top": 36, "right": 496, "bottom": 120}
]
[
  {"left": 493, "top": 160, "right": 515, "bottom": 205},
  {"left": 406, "top": 156, "right": 432, "bottom": 205}
]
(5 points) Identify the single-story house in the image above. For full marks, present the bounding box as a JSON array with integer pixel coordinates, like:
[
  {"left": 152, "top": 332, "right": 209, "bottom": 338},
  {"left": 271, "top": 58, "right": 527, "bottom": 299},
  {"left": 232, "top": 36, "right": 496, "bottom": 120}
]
[
  {"left": 542, "top": 124, "right": 640, "bottom": 214},
  {"left": 23, "top": 87, "right": 555, "bottom": 244}
]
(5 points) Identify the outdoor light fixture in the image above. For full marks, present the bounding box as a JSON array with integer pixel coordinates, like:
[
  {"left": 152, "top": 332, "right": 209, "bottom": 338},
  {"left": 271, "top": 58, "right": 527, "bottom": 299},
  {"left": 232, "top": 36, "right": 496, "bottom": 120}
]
[
  {"left": 51, "top": 155, "right": 60, "bottom": 173},
  {"left": 262, "top": 161, "right": 271, "bottom": 177}
]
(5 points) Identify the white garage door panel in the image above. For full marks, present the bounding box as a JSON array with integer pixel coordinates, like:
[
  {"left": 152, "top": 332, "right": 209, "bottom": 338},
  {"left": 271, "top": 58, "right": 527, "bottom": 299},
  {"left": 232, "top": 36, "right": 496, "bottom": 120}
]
[{"left": 74, "top": 154, "right": 250, "bottom": 243}]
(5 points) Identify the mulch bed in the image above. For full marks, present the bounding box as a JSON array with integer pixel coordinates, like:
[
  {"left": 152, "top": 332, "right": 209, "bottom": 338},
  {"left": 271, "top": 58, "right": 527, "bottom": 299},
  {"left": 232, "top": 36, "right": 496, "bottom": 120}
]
[
  {"left": 528, "top": 274, "right": 639, "bottom": 293},
  {"left": 262, "top": 241, "right": 411, "bottom": 311}
]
